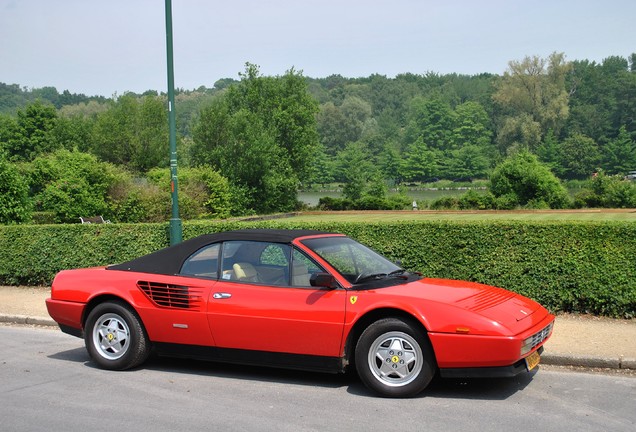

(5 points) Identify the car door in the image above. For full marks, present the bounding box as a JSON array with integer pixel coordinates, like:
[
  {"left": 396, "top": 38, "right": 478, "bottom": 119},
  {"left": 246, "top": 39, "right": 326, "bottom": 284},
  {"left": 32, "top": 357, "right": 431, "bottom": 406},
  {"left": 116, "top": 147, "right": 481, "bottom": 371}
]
[{"left": 206, "top": 241, "right": 347, "bottom": 357}]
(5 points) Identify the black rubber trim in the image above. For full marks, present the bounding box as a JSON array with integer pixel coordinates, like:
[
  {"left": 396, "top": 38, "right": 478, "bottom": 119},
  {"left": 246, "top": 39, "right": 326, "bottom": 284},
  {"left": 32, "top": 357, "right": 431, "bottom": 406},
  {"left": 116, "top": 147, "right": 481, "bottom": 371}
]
[
  {"left": 153, "top": 342, "right": 345, "bottom": 374},
  {"left": 439, "top": 347, "right": 544, "bottom": 378},
  {"left": 59, "top": 324, "right": 83, "bottom": 339}
]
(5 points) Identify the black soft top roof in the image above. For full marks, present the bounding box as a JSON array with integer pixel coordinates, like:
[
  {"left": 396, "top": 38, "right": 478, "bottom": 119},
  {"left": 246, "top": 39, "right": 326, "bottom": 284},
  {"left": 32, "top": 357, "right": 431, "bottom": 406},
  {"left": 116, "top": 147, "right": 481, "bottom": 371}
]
[{"left": 106, "top": 229, "right": 337, "bottom": 276}]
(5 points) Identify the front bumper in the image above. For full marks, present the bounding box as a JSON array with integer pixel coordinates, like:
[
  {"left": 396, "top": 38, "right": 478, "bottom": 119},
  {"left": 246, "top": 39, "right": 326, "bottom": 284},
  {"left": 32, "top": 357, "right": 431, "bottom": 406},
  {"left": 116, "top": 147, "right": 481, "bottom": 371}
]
[
  {"left": 439, "top": 346, "right": 544, "bottom": 378},
  {"left": 429, "top": 313, "right": 554, "bottom": 369}
]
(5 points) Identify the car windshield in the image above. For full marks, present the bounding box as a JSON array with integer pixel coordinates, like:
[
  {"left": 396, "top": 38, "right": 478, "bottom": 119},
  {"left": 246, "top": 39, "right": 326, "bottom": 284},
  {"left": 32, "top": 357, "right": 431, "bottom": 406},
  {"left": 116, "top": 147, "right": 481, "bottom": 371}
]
[{"left": 301, "top": 236, "right": 402, "bottom": 284}]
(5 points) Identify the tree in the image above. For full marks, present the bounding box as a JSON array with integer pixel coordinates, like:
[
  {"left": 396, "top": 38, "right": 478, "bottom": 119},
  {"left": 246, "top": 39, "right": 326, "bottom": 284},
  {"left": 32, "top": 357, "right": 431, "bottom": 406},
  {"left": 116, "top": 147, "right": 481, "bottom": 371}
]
[
  {"left": 536, "top": 129, "right": 563, "bottom": 176},
  {"left": 567, "top": 55, "right": 636, "bottom": 146},
  {"left": 0, "top": 114, "right": 18, "bottom": 152},
  {"left": 228, "top": 64, "right": 319, "bottom": 179},
  {"left": 602, "top": 125, "right": 636, "bottom": 175},
  {"left": 0, "top": 157, "right": 32, "bottom": 223},
  {"left": 378, "top": 144, "right": 402, "bottom": 184},
  {"left": 146, "top": 166, "right": 232, "bottom": 219},
  {"left": 404, "top": 98, "right": 454, "bottom": 151},
  {"left": 319, "top": 96, "right": 373, "bottom": 152},
  {"left": 450, "top": 101, "right": 492, "bottom": 149},
  {"left": 559, "top": 133, "right": 601, "bottom": 179},
  {"left": 495, "top": 113, "right": 542, "bottom": 153},
  {"left": 4, "top": 100, "right": 59, "bottom": 161},
  {"left": 493, "top": 53, "right": 571, "bottom": 152},
  {"left": 304, "top": 146, "right": 334, "bottom": 188},
  {"left": 27, "top": 149, "right": 117, "bottom": 223},
  {"left": 443, "top": 145, "right": 490, "bottom": 180},
  {"left": 490, "top": 150, "right": 569, "bottom": 208},
  {"left": 316, "top": 102, "right": 351, "bottom": 155},
  {"left": 91, "top": 94, "right": 168, "bottom": 171},
  {"left": 401, "top": 138, "right": 440, "bottom": 182},
  {"left": 192, "top": 63, "right": 319, "bottom": 213},
  {"left": 52, "top": 114, "right": 94, "bottom": 153},
  {"left": 335, "top": 141, "right": 376, "bottom": 201}
]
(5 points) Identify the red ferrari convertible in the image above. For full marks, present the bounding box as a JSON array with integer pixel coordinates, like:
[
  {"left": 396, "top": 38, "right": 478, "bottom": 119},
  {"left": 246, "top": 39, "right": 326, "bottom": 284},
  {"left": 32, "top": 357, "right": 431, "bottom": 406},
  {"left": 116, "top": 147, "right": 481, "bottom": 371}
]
[{"left": 46, "top": 229, "right": 554, "bottom": 397}]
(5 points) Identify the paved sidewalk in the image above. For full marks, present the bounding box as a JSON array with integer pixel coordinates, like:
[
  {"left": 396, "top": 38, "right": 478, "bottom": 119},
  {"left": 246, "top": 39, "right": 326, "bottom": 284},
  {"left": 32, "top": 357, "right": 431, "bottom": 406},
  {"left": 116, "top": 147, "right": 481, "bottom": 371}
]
[{"left": 1, "top": 286, "right": 634, "bottom": 370}]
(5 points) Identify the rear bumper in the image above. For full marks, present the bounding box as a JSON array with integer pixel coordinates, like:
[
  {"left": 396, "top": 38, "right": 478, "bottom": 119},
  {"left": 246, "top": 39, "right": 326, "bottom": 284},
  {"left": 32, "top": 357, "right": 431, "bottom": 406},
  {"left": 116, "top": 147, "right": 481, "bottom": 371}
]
[{"left": 45, "top": 298, "right": 85, "bottom": 337}]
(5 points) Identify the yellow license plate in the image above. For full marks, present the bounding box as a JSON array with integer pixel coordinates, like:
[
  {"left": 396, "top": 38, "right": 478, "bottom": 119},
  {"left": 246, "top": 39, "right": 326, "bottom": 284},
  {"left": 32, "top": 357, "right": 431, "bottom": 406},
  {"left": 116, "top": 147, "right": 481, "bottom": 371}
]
[{"left": 525, "top": 350, "right": 541, "bottom": 371}]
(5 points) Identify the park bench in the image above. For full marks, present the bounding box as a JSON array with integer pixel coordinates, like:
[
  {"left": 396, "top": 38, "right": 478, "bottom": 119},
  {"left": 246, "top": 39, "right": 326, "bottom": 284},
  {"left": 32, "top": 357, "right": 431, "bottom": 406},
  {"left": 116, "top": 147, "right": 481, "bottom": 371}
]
[{"left": 79, "top": 216, "right": 111, "bottom": 224}]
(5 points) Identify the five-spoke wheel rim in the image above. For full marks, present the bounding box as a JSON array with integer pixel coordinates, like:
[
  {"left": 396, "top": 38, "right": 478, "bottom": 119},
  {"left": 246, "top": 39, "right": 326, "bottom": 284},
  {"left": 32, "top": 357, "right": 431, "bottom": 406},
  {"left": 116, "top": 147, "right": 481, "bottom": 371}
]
[
  {"left": 92, "top": 313, "right": 131, "bottom": 360},
  {"left": 367, "top": 331, "right": 423, "bottom": 387}
]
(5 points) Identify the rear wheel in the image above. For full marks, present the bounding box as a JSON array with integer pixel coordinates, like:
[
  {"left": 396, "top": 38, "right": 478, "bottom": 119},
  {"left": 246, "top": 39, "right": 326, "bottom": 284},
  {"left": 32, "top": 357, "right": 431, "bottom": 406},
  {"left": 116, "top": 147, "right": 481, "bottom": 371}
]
[
  {"left": 84, "top": 301, "right": 150, "bottom": 370},
  {"left": 355, "top": 318, "right": 435, "bottom": 397}
]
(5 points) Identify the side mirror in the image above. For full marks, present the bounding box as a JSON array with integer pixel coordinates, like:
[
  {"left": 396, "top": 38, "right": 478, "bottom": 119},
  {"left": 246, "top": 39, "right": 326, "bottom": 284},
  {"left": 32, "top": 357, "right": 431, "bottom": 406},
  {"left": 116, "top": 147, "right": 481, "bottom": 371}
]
[{"left": 310, "top": 273, "right": 338, "bottom": 289}]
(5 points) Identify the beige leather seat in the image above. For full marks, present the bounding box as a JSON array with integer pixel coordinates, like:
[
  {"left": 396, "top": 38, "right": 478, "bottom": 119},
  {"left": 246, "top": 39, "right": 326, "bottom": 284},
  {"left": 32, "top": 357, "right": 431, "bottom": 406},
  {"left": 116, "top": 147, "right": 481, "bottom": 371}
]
[
  {"left": 233, "top": 262, "right": 260, "bottom": 282},
  {"left": 291, "top": 262, "right": 310, "bottom": 287}
]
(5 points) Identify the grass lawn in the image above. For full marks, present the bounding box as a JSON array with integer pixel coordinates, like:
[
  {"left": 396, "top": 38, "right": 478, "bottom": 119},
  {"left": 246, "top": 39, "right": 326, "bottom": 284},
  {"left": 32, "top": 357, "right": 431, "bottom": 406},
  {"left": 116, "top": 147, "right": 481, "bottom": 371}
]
[{"left": 288, "top": 209, "right": 636, "bottom": 223}]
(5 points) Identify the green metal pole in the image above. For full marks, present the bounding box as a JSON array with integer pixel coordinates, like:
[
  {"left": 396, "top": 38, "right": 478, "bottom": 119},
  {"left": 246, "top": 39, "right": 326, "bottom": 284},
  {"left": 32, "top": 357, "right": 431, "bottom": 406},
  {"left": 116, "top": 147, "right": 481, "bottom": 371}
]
[{"left": 165, "top": 0, "right": 182, "bottom": 245}]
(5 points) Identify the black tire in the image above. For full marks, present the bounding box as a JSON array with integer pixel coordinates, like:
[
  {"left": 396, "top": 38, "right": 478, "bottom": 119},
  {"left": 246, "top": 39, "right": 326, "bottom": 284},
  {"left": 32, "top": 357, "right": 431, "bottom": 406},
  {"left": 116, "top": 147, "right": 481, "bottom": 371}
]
[
  {"left": 84, "top": 301, "right": 150, "bottom": 370},
  {"left": 355, "top": 317, "right": 436, "bottom": 397}
]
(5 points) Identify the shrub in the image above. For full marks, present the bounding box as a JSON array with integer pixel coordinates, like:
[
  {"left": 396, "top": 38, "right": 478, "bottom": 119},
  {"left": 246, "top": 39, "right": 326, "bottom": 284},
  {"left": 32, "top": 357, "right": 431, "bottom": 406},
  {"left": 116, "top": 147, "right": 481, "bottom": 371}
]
[
  {"left": 317, "top": 196, "right": 354, "bottom": 210},
  {"left": 430, "top": 196, "right": 460, "bottom": 210},
  {"left": 317, "top": 194, "right": 410, "bottom": 211},
  {"left": 385, "top": 194, "right": 412, "bottom": 210},
  {"left": 26, "top": 150, "right": 117, "bottom": 223},
  {"left": 572, "top": 172, "right": 636, "bottom": 208},
  {"left": 490, "top": 150, "right": 570, "bottom": 209},
  {"left": 0, "top": 220, "right": 633, "bottom": 318},
  {"left": 494, "top": 193, "right": 519, "bottom": 210},
  {"left": 0, "top": 158, "right": 32, "bottom": 224},
  {"left": 591, "top": 171, "right": 636, "bottom": 208},
  {"left": 458, "top": 190, "right": 496, "bottom": 210},
  {"left": 146, "top": 167, "right": 233, "bottom": 219},
  {"left": 109, "top": 177, "right": 167, "bottom": 223},
  {"left": 41, "top": 177, "right": 110, "bottom": 223}
]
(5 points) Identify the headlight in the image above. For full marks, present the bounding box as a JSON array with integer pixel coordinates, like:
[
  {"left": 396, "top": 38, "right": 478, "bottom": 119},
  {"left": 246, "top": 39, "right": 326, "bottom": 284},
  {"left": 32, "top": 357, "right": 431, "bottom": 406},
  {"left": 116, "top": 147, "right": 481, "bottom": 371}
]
[
  {"left": 520, "top": 337, "right": 534, "bottom": 356},
  {"left": 520, "top": 322, "right": 554, "bottom": 356}
]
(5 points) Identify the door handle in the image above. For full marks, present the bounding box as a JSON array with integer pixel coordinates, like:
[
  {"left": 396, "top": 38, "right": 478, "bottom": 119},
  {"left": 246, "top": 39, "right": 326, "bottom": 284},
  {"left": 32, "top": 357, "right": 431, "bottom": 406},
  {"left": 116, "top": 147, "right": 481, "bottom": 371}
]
[{"left": 213, "top": 292, "right": 232, "bottom": 299}]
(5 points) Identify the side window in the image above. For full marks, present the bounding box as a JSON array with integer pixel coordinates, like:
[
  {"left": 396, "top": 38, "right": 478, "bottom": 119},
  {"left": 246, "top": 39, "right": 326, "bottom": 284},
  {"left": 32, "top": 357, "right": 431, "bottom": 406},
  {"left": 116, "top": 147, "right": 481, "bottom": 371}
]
[
  {"left": 260, "top": 244, "right": 290, "bottom": 267},
  {"left": 219, "top": 241, "right": 290, "bottom": 285},
  {"left": 180, "top": 244, "right": 220, "bottom": 278},
  {"left": 220, "top": 241, "right": 245, "bottom": 281},
  {"left": 258, "top": 244, "right": 291, "bottom": 286},
  {"left": 291, "top": 248, "right": 325, "bottom": 287}
]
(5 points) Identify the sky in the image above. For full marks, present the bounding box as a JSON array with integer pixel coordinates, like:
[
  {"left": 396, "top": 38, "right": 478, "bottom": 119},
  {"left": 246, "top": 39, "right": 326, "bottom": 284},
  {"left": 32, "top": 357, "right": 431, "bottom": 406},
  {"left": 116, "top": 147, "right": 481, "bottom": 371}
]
[{"left": 1, "top": 0, "right": 634, "bottom": 97}]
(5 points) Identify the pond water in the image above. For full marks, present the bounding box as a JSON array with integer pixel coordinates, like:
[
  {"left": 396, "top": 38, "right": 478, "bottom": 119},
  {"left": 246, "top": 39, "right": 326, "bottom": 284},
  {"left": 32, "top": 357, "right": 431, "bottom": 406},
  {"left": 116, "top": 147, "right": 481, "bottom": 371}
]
[{"left": 298, "top": 188, "right": 487, "bottom": 207}]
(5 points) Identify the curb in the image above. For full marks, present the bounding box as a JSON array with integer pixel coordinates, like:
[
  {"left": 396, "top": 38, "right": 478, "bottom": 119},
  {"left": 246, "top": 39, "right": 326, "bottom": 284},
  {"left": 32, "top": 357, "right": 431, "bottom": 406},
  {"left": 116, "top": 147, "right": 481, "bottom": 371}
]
[
  {"left": 542, "top": 353, "right": 636, "bottom": 370},
  {"left": 0, "top": 314, "right": 57, "bottom": 327},
  {"left": 1, "top": 314, "right": 634, "bottom": 371}
]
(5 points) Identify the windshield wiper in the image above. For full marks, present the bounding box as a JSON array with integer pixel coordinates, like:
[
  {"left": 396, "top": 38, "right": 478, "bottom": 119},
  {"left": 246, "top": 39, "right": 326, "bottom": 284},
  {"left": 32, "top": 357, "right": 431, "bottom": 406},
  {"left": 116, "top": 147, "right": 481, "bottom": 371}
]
[
  {"left": 387, "top": 269, "right": 409, "bottom": 280},
  {"left": 353, "top": 272, "right": 387, "bottom": 284},
  {"left": 354, "top": 269, "right": 407, "bottom": 284}
]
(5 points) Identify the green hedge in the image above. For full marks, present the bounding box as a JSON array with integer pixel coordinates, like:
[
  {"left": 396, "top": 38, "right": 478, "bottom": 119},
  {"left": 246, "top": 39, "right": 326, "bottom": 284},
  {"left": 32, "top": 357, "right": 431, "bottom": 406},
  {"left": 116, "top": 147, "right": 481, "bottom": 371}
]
[{"left": 1, "top": 220, "right": 634, "bottom": 318}]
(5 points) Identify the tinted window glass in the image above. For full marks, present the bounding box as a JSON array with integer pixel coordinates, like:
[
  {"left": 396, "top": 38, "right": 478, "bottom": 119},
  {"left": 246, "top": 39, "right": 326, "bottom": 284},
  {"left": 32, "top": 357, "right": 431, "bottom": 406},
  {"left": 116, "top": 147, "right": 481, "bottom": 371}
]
[
  {"left": 180, "top": 243, "right": 220, "bottom": 278},
  {"left": 260, "top": 244, "right": 290, "bottom": 267},
  {"left": 291, "top": 248, "right": 325, "bottom": 287},
  {"left": 302, "top": 237, "right": 400, "bottom": 284}
]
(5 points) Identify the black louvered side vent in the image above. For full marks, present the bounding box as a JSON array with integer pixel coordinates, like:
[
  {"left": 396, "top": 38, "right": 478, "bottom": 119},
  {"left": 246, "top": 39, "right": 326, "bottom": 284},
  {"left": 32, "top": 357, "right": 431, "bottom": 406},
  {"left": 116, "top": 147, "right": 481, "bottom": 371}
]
[{"left": 137, "top": 281, "right": 203, "bottom": 311}]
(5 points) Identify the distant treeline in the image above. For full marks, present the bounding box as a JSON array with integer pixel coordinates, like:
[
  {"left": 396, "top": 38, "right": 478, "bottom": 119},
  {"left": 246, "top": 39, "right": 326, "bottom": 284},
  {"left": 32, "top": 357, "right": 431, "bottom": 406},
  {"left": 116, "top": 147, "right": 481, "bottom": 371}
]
[{"left": 0, "top": 53, "right": 635, "bottom": 224}]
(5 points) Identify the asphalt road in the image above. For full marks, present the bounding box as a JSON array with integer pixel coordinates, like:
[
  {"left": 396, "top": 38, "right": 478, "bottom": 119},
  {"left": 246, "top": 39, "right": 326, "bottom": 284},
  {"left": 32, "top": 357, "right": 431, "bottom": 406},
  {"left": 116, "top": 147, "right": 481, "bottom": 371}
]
[{"left": 1, "top": 325, "right": 634, "bottom": 432}]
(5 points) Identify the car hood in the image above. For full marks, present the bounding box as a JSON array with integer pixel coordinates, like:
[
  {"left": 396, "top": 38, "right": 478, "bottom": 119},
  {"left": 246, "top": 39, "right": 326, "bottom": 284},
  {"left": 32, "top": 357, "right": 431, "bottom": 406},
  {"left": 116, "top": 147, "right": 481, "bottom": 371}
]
[{"left": 369, "top": 277, "right": 545, "bottom": 334}]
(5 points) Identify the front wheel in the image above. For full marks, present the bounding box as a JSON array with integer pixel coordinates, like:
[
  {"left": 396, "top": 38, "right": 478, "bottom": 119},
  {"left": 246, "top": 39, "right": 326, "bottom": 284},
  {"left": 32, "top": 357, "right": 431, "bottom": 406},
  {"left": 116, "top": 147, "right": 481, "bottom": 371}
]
[
  {"left": 84, "top": 301, "right": 150, "bottom": 370},
  {"left": 355, "top": 318, "right": 435, "bottom": 397}
]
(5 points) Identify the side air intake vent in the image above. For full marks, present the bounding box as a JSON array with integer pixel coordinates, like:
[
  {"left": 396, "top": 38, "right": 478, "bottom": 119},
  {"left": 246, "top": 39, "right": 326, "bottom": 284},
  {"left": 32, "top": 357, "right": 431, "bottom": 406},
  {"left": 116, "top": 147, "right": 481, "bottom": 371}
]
[{"left": 137, "top": 281, "right": 202, "bottom": 310}]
